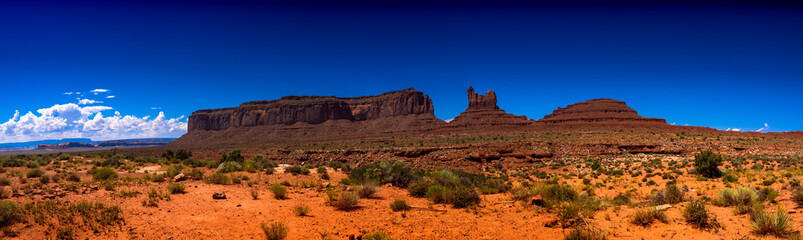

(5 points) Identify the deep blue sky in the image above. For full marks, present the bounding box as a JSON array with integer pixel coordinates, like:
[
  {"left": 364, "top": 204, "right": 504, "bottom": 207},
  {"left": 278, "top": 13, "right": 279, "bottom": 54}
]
[{"left": 1, "top": 0, "right": 802, "bottom": 142}]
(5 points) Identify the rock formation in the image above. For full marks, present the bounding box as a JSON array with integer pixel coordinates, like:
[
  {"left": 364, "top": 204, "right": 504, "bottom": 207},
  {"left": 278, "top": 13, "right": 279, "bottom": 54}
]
[
  {"left": 538, "top": 98, "right": 666, "bottom": 125},
  {"left": 188, "top": 88, "right": 435, "bottom": 131},
  {"left": 448, "top": 87, "right": 532, "bottom": 127}
]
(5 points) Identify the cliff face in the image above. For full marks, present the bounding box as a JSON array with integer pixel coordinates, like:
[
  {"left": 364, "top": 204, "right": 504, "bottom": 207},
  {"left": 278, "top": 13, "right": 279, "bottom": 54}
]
[
  {"left": 449, "top": 87, "right": 532, "bottom": 127},
  {"left": 539, "top": 98, "right": 666, "bottom": 124},
  {"left": 187, "top": 88, "right": 435, "bottom": 131}
]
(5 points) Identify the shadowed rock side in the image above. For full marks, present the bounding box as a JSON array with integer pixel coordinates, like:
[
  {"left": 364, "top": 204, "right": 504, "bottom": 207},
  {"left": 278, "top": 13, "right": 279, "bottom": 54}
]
[
  {"left": 187, "top": 88, "right": 435, "bottom": 131},
  {"left": 448, "top": 86, "right": 532, "bottom": 127},
  {"left": 537, "top": 98, "right": 667, "bottom": 125}
]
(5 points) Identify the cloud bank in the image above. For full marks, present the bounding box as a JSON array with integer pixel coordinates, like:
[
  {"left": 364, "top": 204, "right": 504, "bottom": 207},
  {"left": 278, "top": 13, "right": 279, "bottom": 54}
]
[{"left": 0, "top": 90, "right": 187, "bottom": 143}]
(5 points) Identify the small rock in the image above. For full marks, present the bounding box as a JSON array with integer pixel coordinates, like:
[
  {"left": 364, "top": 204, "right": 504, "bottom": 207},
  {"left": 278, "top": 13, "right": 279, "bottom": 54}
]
[
  {"left": 173, "top": 173, "right": 186, "bottom": 182},
  {"left": 530, "top": 195, "right": 545, "bottom": 207},
  {"left": 654, "top": 204, "right": 672, "bottom": 211},
  {"left": 212, "top": 192, "right": 227, "bottom": 199}
]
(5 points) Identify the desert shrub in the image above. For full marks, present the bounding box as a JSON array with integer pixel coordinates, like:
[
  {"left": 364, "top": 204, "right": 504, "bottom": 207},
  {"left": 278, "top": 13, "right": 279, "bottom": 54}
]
[
  {"left": 0, "top": 200, "right": 23, "bottom": 227},
  {"left": 293, "top": 204, "right": 310, "bottom": 216},
  {"left": 27, "top": 168, "right": 45, "bottom": 178},
  {"left": 92, "top": 167, "right": 118, "bottom": 181},
  {"left": 556, "top": 201, "right": 580, "bottom": 229},
  {"left": 0, "top": 188, "right": 10, "bottom": 199},
  {"left": 716, "top": 186, "right": 757, "bottom": 207},
  {"left": 270, "top": 184, "right": 287, "bottom": 199},
  {"left": 167, "top": 183, "right": 186, "bottom": 194},
  {"left": 389, "top": 199, "right": 411, "bottom": 211},
  {"left": 0, "top": 178, "right": 10, "bottom": 186},
  {"left": 793, "top": 189, "right": 803, "bottom": 208},
  {"left": 217, "top": 161, "right": 242, "bottom": 173},
  {"left": 362, "top": 231, "right": 396, "bottom": 240},
  {"left": 205, "top": 172, "right": 230, "bottom": 185},
  {"left": 407, "top": 178, "right": 434, "bottom": 197},
  {"left": 57, "top": 154, "right": 71, "bottom": 160},
  {"left": 163, "top": 165, "right": 183, "bottom": 178},
  {"left": 331, "top": 191, "right": 360, "bottom": 210},
  {"left": 349, "top": 159, "right": 417, "bottom": 187},
  {"left": 539, "top": 184, "right": 578, "bottom": 206},
  {"left": 664, "top": 184, "right": 684, "bottom": 204},
  {"left": 183, "top": 168, "right": 204, "bottom": 180},
  {"left": 510, "top": 187, "right": 535, "bottom": 201},
  {"left": 682, "top": 199, "right": 712, "bottom": 228},
  {"left": 694, "top": 150, "right": 722, "bottom": 178},
  {"left": 250, "top": 188, "right": 259, "bottom": 200},
  {"left": 447, "top": 185, "right": 481, "bottom": 208},
  {"left": 39, "top": 175, "right": 51, "bottom": 184},
  {"left": 722, "top": 174, "right": 738, "bottom": 183},
  {"left": 218, "top": 150, "right": 244, "bottom": 164},
  {"left": 56, "top": 226, "right": 74, "bottom": 239},
  {"left": 611, "top": 192, "right": 631, "bottom": 206},
  {"left": 261, "top": 222, "right": 288, "bottom": 240},
  {"left": 66, "top": 172, "right": 81, "bottom": 182},
  {"left": 631, "top": 209, "right": 668, "bottom": 226},
  {"left": 406, "top": 169, "right": 481, "bottom": 208},
  {"left": 752, "top": 206, "right": 793, "bottom": 238},
  {"left": 757, "top": 187, "right": 779, "bottom": 202},
  {"left": 564, "top": 226, "right": 607, "bottom": 240},
  {"left": 284, "top": 164, "right": 310, "bottom": 175},
  {"left": 118, "top": 189, "right": 140, "bottom": 198},
  {"left": 356, "top": 184, "right": 378, "bottom": 198}
]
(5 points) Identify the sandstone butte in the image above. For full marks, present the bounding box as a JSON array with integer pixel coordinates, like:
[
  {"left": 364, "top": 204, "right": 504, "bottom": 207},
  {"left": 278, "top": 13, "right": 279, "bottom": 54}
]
[{"left": 170, "top": 86, "right": 703, "bottom": 147}]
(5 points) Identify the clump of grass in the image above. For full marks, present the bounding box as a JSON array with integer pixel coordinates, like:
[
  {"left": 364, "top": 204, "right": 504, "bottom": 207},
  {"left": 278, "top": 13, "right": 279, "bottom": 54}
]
[
  {"left": 92, "top": 167, "right": 118, "bottom": 181},
  {"left": 167, "top": 183, "right": 186, "bottom": 194},
  {"left": 362, "top": 231, "right": 396, "bottom": 240},
  {"left": 205, "top": 172, "right": 231, "bottom": 185},
  {"left": 331, "top": 191, "right": 360, "bottom": 210},
  {"left": 285, "top": 164, "right": 310, "bottom": 175},
  {"left": 792, "top": 189, "right": 803, "bottom": 208},
  {"left": 293, "top": 204, "right": 310, "bottom": 216},
  {"left": 556, "top": 201, "right": 580, "bottom": 229},
  {"left": 715, "top": 186, "right": 757, "bottom": 207},
  {"left": 270, "top": 184, "right": 287, "bottom": 200},
  {"left": 250, "top": 188, "right": 259, "bottom": 200},
  {"left": 510, "top": 187, "right": 535, "bottom": 201},
  {"left": 261, "top": 222, "right": 288, "bottom": 240},
  {"left": 611, "top": 192, "right": 631, "bottom": 206},
  {"left": 39, "top": 175, "right": 51, "bottom": 184},
  {"left": 682, "top": 199, "right": 712, "bottom": 229},
  {"left": 757, "top": 187, "right": 779, "bottom": 202},
  {"left": 26, "top": 168, "right": 45, "bottom": 178},
  {"left": 564, "top": 225, "right": 608, "bottom": 240},
  {"left": 389, "top": 199, "right": 411, "bottom": 212},
  {"left": 356, "top": 184, "right": 378, "bottom": 198},
  {"left": 752, "top": 206, "right": 793, "bottom": 238},
  {"left": 630, "top": 209, "right": 668, "bottom": 226},
  {"left": 0, "top": 200, "right": 23, "bottom": 227},
  {"left": 118, "top": 189, "right": 140, "bottom": 198}
]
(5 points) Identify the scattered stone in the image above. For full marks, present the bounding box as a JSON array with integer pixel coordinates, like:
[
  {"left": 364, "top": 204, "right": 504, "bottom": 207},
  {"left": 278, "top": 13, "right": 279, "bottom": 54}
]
[
  {"left": 654, "top": 204, "right": 672, "bottom": 211},
  {"left": 212, "top": 192, "right": 227, "bottom": 199},
  {"left": 173, "top": 173, "right": 186, "bottom": 182}
]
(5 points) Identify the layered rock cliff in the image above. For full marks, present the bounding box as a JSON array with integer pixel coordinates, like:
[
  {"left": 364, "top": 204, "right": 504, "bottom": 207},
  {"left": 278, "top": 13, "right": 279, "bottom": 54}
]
[
  {"left": 449, "top": 87, "right": 532, "bottom": 127},
  {"left": 538, "top": 98, "right": 666, "bottom": 124},
  {"left": 188, "top": 88, "right": 435, "bottom": 131}
]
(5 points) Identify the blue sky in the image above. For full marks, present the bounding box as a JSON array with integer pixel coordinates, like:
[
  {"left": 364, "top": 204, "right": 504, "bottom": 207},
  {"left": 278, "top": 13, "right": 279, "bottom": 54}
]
[{"left": 1, "top": 1, "right": 802, "bottom": 143}]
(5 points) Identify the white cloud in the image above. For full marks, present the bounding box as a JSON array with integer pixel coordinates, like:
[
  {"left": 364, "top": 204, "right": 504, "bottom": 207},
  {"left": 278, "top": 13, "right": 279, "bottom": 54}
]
[
  {"left": 150, "top": 107, "right": 162, "bottom": 110},
  {"left": 0, "top": 102, "right": 187, "bottom": 143},
  {"left": 725, "top": 128, "right": 741, "bottom": 132},
  {"left": 106, "top": 95, "right": 115, "bottom": 99},
  {"left": 77, "top": 98, "right": 103, "bottom": 105},
  {"left": 755, "top": 123, "right": 770, "bottom": 132},
  {"left": 64, "top": 92, "right": 74, "bottom": 95},
  {"left": 91, "top": 89, "right": 109, "bottom": 93}
]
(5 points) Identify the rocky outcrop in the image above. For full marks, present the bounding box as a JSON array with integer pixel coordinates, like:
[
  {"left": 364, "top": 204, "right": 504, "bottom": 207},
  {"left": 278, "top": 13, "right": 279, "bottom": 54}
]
[
  {"left": 538, "top": 98, "right": 666, "bottom": 124},
  {"left": 188, "top": 88, "right": 435, "bottom": 131},
  {"left": 449, "top": 87, "right": 532, "bottom": 127}
]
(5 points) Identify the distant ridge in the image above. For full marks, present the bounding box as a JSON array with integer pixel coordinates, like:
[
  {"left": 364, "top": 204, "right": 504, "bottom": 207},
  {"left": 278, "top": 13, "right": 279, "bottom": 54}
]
[{"left": 0, "top": 138, "right": 176, "bottom": 150}]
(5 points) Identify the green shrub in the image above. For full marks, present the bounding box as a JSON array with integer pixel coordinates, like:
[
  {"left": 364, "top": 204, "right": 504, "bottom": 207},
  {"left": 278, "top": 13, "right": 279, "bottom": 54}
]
[
  {"left": 389, "top": 199, "right": 411, "bottom": 211},
  {"left": 26, "top": 168, "right": 45, "bottom": 178},
  {"left": 792, "top": 189, "right": 803, "bottom": 208},
  {"left": 611, "top": 192, "right": 631, "bottom": 206},
  {"left": 564, "top": 226, "right": 607, "bottom": 240},
  {"left": 293, "top": 204, "right": 310, "bottom": 216},
  {"left": 167, "top": 183, "right": 186, "bottom": 194},
  {"left": 631, "top": 209, "right": 668, "bottom": 226},
  {"left": 285, "top": 165, "right": 310, "bottom": 175},
  {"left": 349, "top": 159, "right": 416, "bottom": 187},
  {"left": 270, "top": 184, "right": 287, "bottom": 199},
  {"left": 0, "top": 178, "right": 10, "bottom": 186},
  {"left": 757, "top": 187, "right": 779, "bottom": 202},
  {"left": 539, "top": 184, "right": 578, "bottom": 206},
  {"left": 752, "top": 206, "right": 793, "bottom": 237},
  {"left": 446, "top": 185, "right": 481, "bottom": 208},
  {"left": 39, "top": 175, "right": 51, "bottom": 184},
  {"left": 66, "top": 172, "right": 81, "bottom": 182},
  {"left": 664, "top": 184, "right": 684, "bottom": 204},
  {"left": 722, "top": 174, "right": 738, "bottom": 183},
  {"left": 356, "top": 184, "right": 378, "bottom": 198},
  {"left": 0, "top": 200, "right": 23, "bottom": 227},
  {"left": 261, "top": 222, "right": 288, "bottom": 240},
  {"left": 694, "top": 150, "right": 722, "bottom": 178},
  {"left": 510, "top": 187, "right": 535, "bottom": 201},
  {"left": 556, "top": 202, "right": 580, "bottom": 229},
  {"left": 92, "top": 167, "right": 118, "bottom": 181},
  {"left": 362, "top": 231, "right": 396, "bottom": 240},
  {"left": 216, "top": 161, "right": 242, "bottom": 173},
  {"left": 716, "top": 186, "right": 757, "bottom": 207},
  {"left": 332, "top": 191, "right": 360, "bottom": 210},
  {"left": 682, "top": 199, "right": 712, "bottom": 228},
  {"left": 205, "top": 172, "right": 231, "bottom": 185}
]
